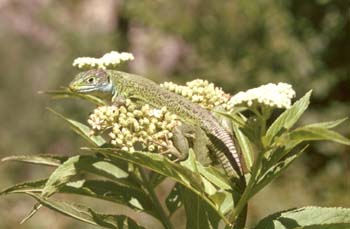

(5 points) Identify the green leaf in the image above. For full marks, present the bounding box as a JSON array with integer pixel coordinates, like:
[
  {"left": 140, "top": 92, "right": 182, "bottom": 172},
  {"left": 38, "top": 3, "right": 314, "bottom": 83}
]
[
  {"left": 232, "top": 124, "right": 254, "bottom": 171},
  {"left": 1, "top": 178, "right": 158, "bottom": 220},
  {"left": 90, "top": 160, "right": 129, "bottom": 178},
  {"left": 195, "top": 166, "right": 235, "bottom": 214},
  {"left": 42, "top": 89, "right": 106, "bottom": 106},
  {"left": 179, "top": 184, "right": 211, "bottom": 229},
  {"left": 253, "top": 206, "right": 350, "bottom": 229},
  {"left": 210, "top": 190, "right": 234, "bottom": 217},
  {"left": 0, "top": 179, "right": 46, "bottom": 195},
  {"left": 89, "top": 210, "right": 145, "bottom": 229},
  {"left": 48, "top": 108, "right": 106, "bottom": 146},
  {"left": 85, "top": 148, "right": 200, "bottom": 193},
  {"left": 265, "top": 91, "right": 312, "bottom": 146},
  {"left": 1, "top": 154, "right": 68, "bottom": 166},
  {"left": 25, "top": 192, "right": 145, "bottom": 228},
  {"left": 288, "top": 126, "right": 350, "bottom": 146},
  {"left": 303, "top": 224, "right": 350, "bottom": 229},
  {"left": 196, "top": 166, "right": 232, "bottom": 191},
  {"left": 250, "top": 146, "right": 308, "bottom": 198},
  {"left": 17, "top": 154, "right": 139, "bottom": 223},
  {"left": 165, "top": 183, "right": 182, "bottom": 216},
  {"left": 42, "top": 156, "right": 81, "bottom": 197},
  {"left": 83, "top": 147, "right": 231, "bottom": 224},
  {"left": 270, "top": 118, "right": 349, "bottom": 163},
  {"left": 178, "top": 183, "right": 222, "bottom": 228},
  {"left": 213, "top": 109, "right": 247, "bottom": 127},
  {"left": 61, "top": 179, "right": 157, "bottom": 219},
  {"left": 75, "top": 155, "right": 141, "bottom": 189},
  {"left": 304, "top": 117, "right": 348, "bottom": 129},
  {"left": 181, "top": 150, "right": 222, "bottom": 196},
  {"left": 204, "top": 199, "right": 222, "bottom": 229},
  {"left": 180, "top": 149, "right": 200, "bottom": 173},
  {"left": 42, "top": 154, "right": 140, "bottom": 197}
]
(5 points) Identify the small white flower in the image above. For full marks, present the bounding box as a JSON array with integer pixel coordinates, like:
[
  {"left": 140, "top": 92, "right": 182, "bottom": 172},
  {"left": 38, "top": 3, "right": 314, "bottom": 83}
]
[
  {"left": 160, "top": 79, "right": 230, "bottom": 110},
  {"left": 72, "top": 57, "right": 99, "bottom": 69},
  {"left": 87, "top": 101, "right": 180, "bottom": 153},
  {"left": 100, "top": 51, "right": 134, "bottom": 67},
  {"left": 149, "top": 108, "right": 163, "bottom": 118},
  {"left": 72, "top": 51, "right": 134, "bottom": 69},
  {"left": 229, "top": 83, "right": 296, "bottom": 109}
]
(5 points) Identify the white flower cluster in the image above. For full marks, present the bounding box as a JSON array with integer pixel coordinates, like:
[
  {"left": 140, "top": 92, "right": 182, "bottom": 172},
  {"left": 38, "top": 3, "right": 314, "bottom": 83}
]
[
  {"left": 228, "top": 83, "right": 296, "bottom": 109},
  {"left": 73, "top": 51, "right": 134, "bottom": 70},
  {"left": 161, "top": 79, "right": 230, "bottom": 110},
  {"left": 88, "top": 105, "right": 119, "bottom": 131},
  {"left": 87, "top": 100, "right": 180, "bottom": 152}
]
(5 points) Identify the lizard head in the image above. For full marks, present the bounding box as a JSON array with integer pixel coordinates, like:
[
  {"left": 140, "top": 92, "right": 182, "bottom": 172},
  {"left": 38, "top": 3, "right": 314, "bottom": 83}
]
[{"left": 69, "top": 69, "right": 115, "bottom": 99}]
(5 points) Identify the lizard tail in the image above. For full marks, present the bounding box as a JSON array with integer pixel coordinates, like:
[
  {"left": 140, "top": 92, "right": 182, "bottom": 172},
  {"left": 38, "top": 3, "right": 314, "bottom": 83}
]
[{"left": 208, "top": 132, "right": 243, "bottom": 178}]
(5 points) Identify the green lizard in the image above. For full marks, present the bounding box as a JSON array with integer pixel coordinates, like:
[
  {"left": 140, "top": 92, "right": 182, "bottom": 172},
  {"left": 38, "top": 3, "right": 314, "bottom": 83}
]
[{"left": 69, "top": 69, "right": 244, "bottom": 180}]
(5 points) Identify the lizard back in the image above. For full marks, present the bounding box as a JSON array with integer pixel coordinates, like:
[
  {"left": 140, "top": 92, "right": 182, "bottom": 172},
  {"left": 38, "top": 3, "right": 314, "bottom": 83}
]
[{"left": 112, "top": 71, "right": 243, "bottom": 177}]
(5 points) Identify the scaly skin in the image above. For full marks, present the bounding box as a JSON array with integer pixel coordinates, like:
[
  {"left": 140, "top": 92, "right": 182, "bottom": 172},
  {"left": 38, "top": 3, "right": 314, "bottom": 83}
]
[{"left": 69, "top": 69, "right": 244, "bottom": 179}]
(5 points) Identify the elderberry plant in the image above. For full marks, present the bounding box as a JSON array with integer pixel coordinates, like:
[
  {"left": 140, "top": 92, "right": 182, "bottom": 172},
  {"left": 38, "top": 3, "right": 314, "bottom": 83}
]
[{"left": 1, "top": 51, "right": 350, "bottom": 229}]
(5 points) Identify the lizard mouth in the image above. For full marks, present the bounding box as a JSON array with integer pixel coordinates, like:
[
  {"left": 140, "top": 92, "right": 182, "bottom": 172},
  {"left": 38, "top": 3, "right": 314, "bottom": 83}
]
[
  {"left": 69, "top": 85, "right": 99, "bottom": 93},
  {"left": 69, "top": 83, "right": 113, "bottom": 94}
]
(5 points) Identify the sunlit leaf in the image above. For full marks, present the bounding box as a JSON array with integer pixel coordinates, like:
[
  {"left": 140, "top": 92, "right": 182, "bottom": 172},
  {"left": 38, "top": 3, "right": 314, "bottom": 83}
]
[
  {"left": 265, "top": 91, "right": 312, "bottom": 146},
  {"left": 75, "top": 155, "right": 140, "bottom": 189},
  {"left": 250, "top": 146, "right": 308, "bottom": 198},
  {"left": 195, "top": 166, "right": 235, "bottom": 213},
  {"left": 232, "top": 124, "right": 254, "bottom": 171},
  {"left": 89, "top": 210, "right": 145, "bottom": 229},
  {"left": 270, "top": 124, "right": 350, "bottom": 165},
  {"left": 48, "top": 108, "right": 106, "bottom": 146},
  {"left": 213, "top": 109, "right": 247, "bottom": 127},
  {"left": 42, "top": 154, "right": 140, "bottom": 198},
  {"left": 25, "top": 192, "right": 145, "bottom": 228},
  {"left": 1, "top": 178, "right": 158, "bottom": 220},
  {"left": 42, "top": 89, "right": 106, "bottom": 106},
  {"left": 288, "top": 126, "right": 350, "bottom": 146},
  {"left": 42, "top": 156, "right": 81, "bottom": 197},
  {"left": 83, "top": 147, "right": 231, "bottom": 224},
  {"left": 12, "top": 154, "right": 139, "bottom": 224},
  {"left": 209, "top": 190, "right": 234, "bottom": 216},
  {"left": 85, "top": 147, "right": 200, "bottom": 192},
  {"left": 196, "top": 166, "right": 231, "bottom": 191},
  {"left": 303, "top": 117, "right": 348, "bottom": 129},
  {"left": 61, "top": 179, "right": 157, "bottom": 219},
  {"left": 1, "top": 154, "right": 68, "bottom": 167},
  {"left": 0, "top": 179, "right": 46, "bottom": 195},
  {"left": 253, "top": 206, "right": 350, "bottom": 229}
]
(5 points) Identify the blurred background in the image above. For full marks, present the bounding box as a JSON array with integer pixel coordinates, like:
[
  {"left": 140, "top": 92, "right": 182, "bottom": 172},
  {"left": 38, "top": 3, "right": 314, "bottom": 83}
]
[{"left": 0, "top": 0, "right": 349, "bottom": 228}]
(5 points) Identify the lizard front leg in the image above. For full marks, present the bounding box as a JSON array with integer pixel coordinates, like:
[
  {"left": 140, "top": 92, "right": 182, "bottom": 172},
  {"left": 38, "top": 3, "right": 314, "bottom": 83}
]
[{"left": 111, "top": 95, "right": 127, "bottom": 106}]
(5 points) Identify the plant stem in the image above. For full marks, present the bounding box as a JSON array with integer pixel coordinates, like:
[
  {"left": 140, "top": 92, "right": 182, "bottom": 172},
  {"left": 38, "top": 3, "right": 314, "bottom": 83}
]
[
  {"left": 231, "top": 105, "right": 273, "bottom": 225},
  {"left": 139, "top": 167, "right": 174, "bottom": 229},
  {"left": 230, "top": 151, "right": 262, "bottom": 223}
]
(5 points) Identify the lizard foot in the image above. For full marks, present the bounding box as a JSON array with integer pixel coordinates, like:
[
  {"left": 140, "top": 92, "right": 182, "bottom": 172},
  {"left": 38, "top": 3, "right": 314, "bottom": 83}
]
[{"left": 149, "top": 138, "right": 186, "bottom": 162}]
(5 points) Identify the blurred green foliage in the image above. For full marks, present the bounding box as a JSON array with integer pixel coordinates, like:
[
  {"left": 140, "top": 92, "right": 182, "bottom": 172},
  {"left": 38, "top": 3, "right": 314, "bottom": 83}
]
[{"left": 0, "top": 1, "right": 348, "bottom": 228}]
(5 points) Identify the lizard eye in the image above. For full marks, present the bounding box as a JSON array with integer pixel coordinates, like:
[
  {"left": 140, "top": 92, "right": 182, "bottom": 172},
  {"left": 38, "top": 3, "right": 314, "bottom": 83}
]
[{"left": 87, "top": 77, "right": 95, "bottom": 84}]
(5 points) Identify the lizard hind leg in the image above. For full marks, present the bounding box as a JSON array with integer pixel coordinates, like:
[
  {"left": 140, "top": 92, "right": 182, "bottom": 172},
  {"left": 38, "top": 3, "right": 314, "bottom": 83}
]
[
  {"left": 149, "top": 125, "right": 192, "bottom": 162},
  {"left": 150, "top": 137, "right": 187, "bottom": 163}
]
